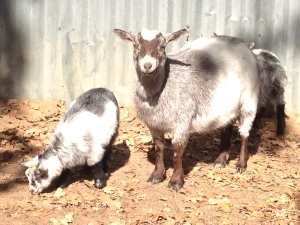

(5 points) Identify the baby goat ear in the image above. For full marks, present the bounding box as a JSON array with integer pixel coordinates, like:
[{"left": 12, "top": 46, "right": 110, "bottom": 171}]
[
  {"left": 113, "top": 29, "right": 135, "bottom": 43},
  {"left": 20, "top": 155, "right": 39, "bottom": 168},
  {"left": 165, "top": 29, "right": 187, "bottom": 44},
  {"left": 20, "top": 161, "right": 33, "bottom": 168}
]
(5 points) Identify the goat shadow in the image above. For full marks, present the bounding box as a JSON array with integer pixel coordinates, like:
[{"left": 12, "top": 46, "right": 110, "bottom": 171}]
[
  {"left": 147, "top": 124, "right": 263, "bottom": 178},
  {"left": 35, "top": 142, "right": 130, "bottom": 194}
]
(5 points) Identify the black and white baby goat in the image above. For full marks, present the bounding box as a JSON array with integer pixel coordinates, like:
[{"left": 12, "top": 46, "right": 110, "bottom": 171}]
[
  {"left": 251, "top": 46, "right": 287, "bottom": 136},
  {"left": 22, "top": 88, "right": 119, "bottom": 194}
]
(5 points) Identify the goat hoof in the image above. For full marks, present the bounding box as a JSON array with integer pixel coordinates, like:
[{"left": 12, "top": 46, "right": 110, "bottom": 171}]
[
  {"left": 94, "top": 179, "right": 106, "bottom": 189},
  {"left": 236, "top": 167, "right": 246, "bottom": 174},
  {"left": 57, "top": 176, "right": 70, "bottom": 188},
  {"left": 59, "top": 181, "right": 69, "bottom": 188},
  {"left": 147, "top": 176, "right": 163, "bottom": 184},
  {"left": 276, "top": 129, "right": 284, "bottom": 136},
  {"left": 167, "top": 181, "right": 183, "bottom": 191},
  {"left": 214, "top": 162, "right": 226, "bottom": 169}
]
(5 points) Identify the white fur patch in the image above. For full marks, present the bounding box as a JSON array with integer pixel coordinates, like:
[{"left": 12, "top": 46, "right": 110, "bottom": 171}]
[
  {"left": 191, "top": 75, "right": 242, "bottom": 133},
  {"left": 238, "top": 117, "right": 254, "bottom": 137},
  {"left": 54, "top": 100, "right": 118, "bottom": 166},
  {"left": 68, "top": 100, "right": 76, "bottom": 109},
  {"left": 141, "top": 28, "right": 160, "bottom": 41},
  {"left": 180, "top": 37, "right": 217, "bottom": 51},
  {"left": 252, "top": 49, "right": 279, "bottom": 60},
  {"left": 139, "top": 55, "right": 158, "bottom": 73}
]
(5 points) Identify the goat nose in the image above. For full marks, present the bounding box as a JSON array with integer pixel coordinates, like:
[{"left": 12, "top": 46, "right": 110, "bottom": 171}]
[{"left": 144, "top": 62, "right": 152, "bottom": 70}]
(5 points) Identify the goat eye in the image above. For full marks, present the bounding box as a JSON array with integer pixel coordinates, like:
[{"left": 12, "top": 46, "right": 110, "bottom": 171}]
[{"left": 160, "top": 46, "right": 166, "bottom": 51}]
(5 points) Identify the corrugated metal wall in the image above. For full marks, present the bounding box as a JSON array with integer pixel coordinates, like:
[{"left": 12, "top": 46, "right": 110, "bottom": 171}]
[{"left": 0, "top": 0, "right": 299, "bottom": 111}]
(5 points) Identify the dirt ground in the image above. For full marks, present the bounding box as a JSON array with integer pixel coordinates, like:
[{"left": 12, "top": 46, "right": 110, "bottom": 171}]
[{"left": 0, "top": 99, "right": 300, "bottom": 225}]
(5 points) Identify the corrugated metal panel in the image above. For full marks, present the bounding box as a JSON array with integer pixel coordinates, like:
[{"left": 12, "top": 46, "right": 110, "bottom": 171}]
[{"left": 0, "top": 0, "right": 299, "bottom": 111}]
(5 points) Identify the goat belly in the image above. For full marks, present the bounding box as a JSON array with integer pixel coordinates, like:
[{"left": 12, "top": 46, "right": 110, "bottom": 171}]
[{"left": 191, "top": 112, "right": 237, "bottom": 133}]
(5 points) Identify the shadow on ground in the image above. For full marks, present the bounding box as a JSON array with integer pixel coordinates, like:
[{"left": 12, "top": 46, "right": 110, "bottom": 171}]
[{"left": 146, "top": 114, "right": 286, "bottom": 179}]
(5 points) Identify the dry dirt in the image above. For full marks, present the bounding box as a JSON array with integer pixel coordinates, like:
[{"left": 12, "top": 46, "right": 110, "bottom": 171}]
[{"left": 0, "top": 99, "right": 300, "bottom": 225}]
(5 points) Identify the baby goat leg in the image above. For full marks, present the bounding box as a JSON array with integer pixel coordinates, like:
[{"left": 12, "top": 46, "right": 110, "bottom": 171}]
[
  {"left": 92, "top": 161, "right": 107, "bottom": 189},
  {"left": 57, "top": 169, "right": 71, "bottom": 188},
  {"left": 276, "top": 104, "right": 286, "bottom": 136},
  {"left": 214, "top": 124, "right": 233, "bottom": 168},
  {"left": 236, "top": 136, "right": 248, "bottom": 173},
  {"left": 147, "top": 131, "right": 165, "bottom": 184}
]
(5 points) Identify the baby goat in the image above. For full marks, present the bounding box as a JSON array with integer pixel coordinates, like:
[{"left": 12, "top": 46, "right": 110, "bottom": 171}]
[
  {"left": 22, "top": 88, "right": 119, "bottom": 194},
  {"left": 114, "top": 28, "right": 259, "bottom": 191},
  {"left": 251, "top": 46, "right": 287, "bottom": 136}
]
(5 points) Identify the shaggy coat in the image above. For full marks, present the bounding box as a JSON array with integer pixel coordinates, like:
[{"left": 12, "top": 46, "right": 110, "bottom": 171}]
[
  {"left": 252, "top": 48, "right": 287, "bottom": 135},
  {"left": 114, "top": 28, "right": 259, "bottom": 190},
  {"left": 22, "top": 88, "right": 119, "bottom": 194}
]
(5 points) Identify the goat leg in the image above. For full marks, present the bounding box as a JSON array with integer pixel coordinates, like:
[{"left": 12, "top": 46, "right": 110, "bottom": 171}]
[
  {"left": 57, "top": 169, "right": 71, "bottom": 188},
  {"left": 102, "top": 143, "right": 112, "bottom": 176},
  {"left": 147, "top": 130, "right": 165, "bottom": 184},
  {"left": 276, "top": 104, "right": 285, "bottom": 136},
  {"left": 253, "top": 106, "right": 266, "bottom": 129},
  {"left": 214, "top": 124, "right": 233, "bottom": 168},
  {"left": 92, "top": 161, "right": 107, "bottom": 189},
  {"left": 236, "top": 136, "right": 248, "bottom": 173},
  {"left": 168, "top": 146, "right": 185, "bottom": 191}
]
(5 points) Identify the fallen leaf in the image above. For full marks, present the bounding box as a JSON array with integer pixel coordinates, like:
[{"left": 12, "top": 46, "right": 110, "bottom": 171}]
[
  {"left": 53, "top": 188, "right": 65, "bottom": 198},
  {"left": 103, "top": 187, "right": 115, "bottom": 194},
  {"left": 220, "top": 203, "right": 232, "bottom": 212},
  {"left": 65, "top": 213, "right": 73, "bottom": 223},
  {"left": 104, "top": 199, "right": 122, "bottom": 210},
  {"left": 59, "top": 218, "right": 68, "bottom": 225},
  {"left": 163, "top": 207, "right": 171, "bottom": 212},
  {"left": 269, "top": 140, "right": 285, "bottom": 148},
  {"left": 208, "top": 197, "right": 230, "bottom": 205},
  {"left": 49, "top": 218, "right": 60, "bottom": 225}
]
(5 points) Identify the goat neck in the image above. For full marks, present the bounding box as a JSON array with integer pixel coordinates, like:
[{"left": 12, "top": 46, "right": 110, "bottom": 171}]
[{"left": 135, "top": 63, "right": 167, "bottom": 104}]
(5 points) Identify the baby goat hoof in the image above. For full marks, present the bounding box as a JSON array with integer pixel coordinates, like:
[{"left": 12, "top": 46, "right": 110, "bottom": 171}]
[
  {"left": 94, "top": 179, "right": 106, "bottom": 189},
  {"left": 57, "top": 170, "right": 71, "bottom": 188},
  {"left": 59, "top": 180, "right": 70, "bottom": 189}
]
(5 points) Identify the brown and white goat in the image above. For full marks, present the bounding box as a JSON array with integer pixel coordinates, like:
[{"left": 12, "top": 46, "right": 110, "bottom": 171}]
[{"left": 114, "top": 28, "right": 259, "bottom": 191}]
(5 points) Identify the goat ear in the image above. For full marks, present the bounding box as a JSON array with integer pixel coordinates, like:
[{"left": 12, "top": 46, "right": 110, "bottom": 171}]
[
  {"left": 212, "top": 32, "right": 218, "bottom": 37},
  {"left": 164, "top": 29, "right": 187, "bottom": 44},
  {"left": 113, "top": 29, "right": 135, "bottom": 43},
  {"left": 247, "top": 42, "right": 255, "bottom": 49}
]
